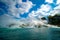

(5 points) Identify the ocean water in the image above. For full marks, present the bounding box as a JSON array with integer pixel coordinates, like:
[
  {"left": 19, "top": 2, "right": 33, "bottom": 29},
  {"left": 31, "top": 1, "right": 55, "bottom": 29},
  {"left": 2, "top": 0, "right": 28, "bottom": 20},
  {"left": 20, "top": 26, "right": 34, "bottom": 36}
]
[{"left": 0, "top": 27, "right": 60, "bottom": 40}]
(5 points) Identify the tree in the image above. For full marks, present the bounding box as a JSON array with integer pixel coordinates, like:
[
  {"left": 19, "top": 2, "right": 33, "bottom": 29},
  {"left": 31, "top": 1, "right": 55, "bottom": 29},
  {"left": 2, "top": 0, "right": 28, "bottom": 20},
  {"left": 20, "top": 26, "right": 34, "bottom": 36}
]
[{"left": 48, "top": 14, "right": 60, "bottom": 27}]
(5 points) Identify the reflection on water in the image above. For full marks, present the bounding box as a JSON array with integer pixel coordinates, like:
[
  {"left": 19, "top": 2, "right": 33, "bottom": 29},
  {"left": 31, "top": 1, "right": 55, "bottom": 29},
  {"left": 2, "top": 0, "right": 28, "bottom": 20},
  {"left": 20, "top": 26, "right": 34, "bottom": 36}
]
[
  {"left": 49, "top": 28, "right": 60, "bottom": 40},
  {"left": 0, "top": 27, "right": 60, "bottom": 40}
]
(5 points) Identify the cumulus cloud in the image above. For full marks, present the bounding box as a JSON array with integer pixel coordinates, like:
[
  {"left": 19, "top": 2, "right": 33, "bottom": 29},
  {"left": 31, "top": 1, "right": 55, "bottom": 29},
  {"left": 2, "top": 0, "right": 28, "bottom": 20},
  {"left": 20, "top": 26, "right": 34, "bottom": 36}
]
[
  {"left": 28, "top": 4, "right": 52, "bottom": 26},
  {"left": 49, "top": 5, "right": 60, "bottom": 16},
  {"left": 0, "top": 0, "right": 34, "bottom": 18},
  {"left": 0, "top": 14, "right": 48, "bottom": 28},
  {"left": 29, "top": 4, "right": 52, "bottom": 19},
  {"left": 56, "top": 0, "right": 60, "bottom": 5},
  {"left": 0, "top": 14, "right": 31, "bottom": 28},
  {"left": 54, "top": 5, "right": 60, "bottom": 9},
  {"left": 40, "top": 4, "right": 51, "bottom": 13},
  {"left": 9, "top": 0, "right": 34, "bottom": 18},
  {"left": 28, "top": 0, "right": 60, "bottom": 19},
  {"left": 29, "top": 11, "right": 39, "bottom": 19},
  {"left": 45, "top": 0, "right": 53, "bottom": 3},
  {"left": 0, "top": 14, "right": 21, "bottom": 28},
  {"left": 0, "top": 14, "right": 33, "bottom": 28},
  {"left": 1, "top": 0, "right": 60, "bottom": 28},
  {"left": 44, "top": 0, "right": 60, "bottom": 16}
]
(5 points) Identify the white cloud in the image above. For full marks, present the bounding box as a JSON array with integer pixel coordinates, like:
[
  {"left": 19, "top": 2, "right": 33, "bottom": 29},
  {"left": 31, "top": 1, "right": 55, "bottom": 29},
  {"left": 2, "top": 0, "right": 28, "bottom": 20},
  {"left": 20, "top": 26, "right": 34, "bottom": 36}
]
[
  {"left": 1, "top": 0, "right": 46, "bottom": 28},
  {"left": 29, "top": 11, "right": 39, "bottom": 18},
  {"left": 0, "top": 14, "right": 21, "bottom": 28},
  {"left": 49, "top": 5, "right": 60, "bottom": 16},
  {"left": 0, "top": 14, "right": 33, "bottom": 28},
  {"left": 44, "top": 0, "right": 60, "bottom": 16},
  {"left": 54, "top": 5, "right": 60, "bottom": 9},
  {"left": 45, "top": 0, "right": 53, "bottom": 3},
  {"left": 0, "top": 14, "right": 45, "bottom": 28},
  {"left": 0, "top": 0, "right": 34, "bottom": 18},
  {"left": 40, "top": 4, "right": 51, "bottom": 13},
  {"left": 16, "top": 0, "right": 33, "bottom": 13},
  {"left": 56, "top": 0, "right": 60, "bottom": 5},
  {"left": 28, "top": 4, "right": 52, "bottom": 26},
  {"left": 29, "top": 4, "right": 52, "bottom": 19}
]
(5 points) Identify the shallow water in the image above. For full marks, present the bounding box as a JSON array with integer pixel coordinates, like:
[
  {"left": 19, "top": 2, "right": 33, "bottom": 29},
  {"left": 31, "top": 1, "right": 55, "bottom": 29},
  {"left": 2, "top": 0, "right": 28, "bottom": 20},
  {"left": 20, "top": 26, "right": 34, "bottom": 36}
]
[{"left": 0, "top": 27, "right": 60, "bottom": 40}]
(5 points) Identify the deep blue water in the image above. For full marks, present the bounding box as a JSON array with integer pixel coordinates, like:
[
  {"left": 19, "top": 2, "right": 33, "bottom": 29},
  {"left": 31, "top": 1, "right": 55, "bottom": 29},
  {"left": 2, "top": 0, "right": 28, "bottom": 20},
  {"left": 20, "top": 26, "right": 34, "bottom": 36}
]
[{"left": 0, "top": 27, "right": 60, "bottom": 40}]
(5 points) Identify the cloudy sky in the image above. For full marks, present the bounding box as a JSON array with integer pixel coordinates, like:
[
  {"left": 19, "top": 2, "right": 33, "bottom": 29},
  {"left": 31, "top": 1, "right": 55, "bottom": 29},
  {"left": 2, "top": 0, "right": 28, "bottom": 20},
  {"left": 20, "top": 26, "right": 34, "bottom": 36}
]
[{"left": 0, "top": 0, "right": 60, "bottom": 27}]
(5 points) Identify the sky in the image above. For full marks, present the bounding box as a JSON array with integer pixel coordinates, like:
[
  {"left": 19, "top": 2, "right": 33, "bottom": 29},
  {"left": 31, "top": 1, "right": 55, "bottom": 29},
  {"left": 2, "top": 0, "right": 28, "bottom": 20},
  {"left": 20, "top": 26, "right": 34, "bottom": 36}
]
[
  {"left": 0, "top": 0, "right": 60, "bottom": 27},
  {"left": 0, "top": 0, "right": 60, "bottom": 18}
]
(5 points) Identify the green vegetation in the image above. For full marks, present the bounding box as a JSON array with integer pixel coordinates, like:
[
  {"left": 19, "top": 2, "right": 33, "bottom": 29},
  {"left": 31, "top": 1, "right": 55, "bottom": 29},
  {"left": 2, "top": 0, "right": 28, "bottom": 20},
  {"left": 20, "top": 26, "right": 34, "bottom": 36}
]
[{"left": 48, "top": 14, "right": 60, "bottom": 27}]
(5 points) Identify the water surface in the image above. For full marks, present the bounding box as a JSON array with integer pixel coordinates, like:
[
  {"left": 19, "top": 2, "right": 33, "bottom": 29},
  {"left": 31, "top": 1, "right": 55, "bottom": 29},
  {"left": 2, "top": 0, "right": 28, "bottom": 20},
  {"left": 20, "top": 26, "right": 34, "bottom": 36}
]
[{"left": 0, "top": 27, "right": 60, "bottom": 40}]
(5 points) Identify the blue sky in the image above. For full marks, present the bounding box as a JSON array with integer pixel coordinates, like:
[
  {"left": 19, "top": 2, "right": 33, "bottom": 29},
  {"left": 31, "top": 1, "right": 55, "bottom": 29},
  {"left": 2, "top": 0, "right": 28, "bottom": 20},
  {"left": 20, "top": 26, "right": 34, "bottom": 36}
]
[
  {"left": 0, "top": 0, "right": 60, "bottom": 19},
  {"left": 17, "top": 0, "right": 45, "bottom": 18},
  {"left": 0, "top": 0, "right": 60, "bottom": 28},
  {"left": 19, "top": 0, "right": 57, "bottom": 18}
]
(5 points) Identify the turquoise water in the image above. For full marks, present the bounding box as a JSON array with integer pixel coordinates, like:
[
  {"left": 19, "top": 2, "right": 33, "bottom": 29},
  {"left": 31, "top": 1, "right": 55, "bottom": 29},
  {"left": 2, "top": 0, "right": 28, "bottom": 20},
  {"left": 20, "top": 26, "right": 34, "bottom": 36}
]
[{"left": 0, "top": 27, "right": 60, "bottom": 40}]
